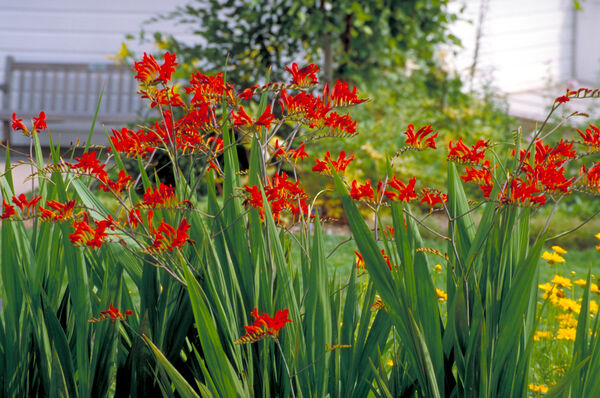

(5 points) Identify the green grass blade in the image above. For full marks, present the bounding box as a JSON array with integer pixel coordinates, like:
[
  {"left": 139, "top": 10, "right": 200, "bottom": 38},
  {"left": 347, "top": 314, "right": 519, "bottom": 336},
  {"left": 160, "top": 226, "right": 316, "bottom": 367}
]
[
  {"left": 143, "top": 335, "right": 203, "bottom": 398},
  {"left": 85, "top": 84, "right": 105, "bottom": 153},
  {"left": 180, "top": 256, "right": 247, "bottom": 397}
]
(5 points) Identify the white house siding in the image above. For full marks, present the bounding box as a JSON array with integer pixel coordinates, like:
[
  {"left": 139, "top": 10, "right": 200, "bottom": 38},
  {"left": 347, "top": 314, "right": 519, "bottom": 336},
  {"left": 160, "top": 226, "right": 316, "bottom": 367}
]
[
  {"left": 574, "top": 0, "right": 600, "bottom": 83},
  {"left": 0, "top": 0, "right": 194, "bottom": 145},
  {"left": 450, "top": 0, "right": 600, "bottom": 121},
  {"left": 450, "top": 0, "right": 575, "bottom": 93}
]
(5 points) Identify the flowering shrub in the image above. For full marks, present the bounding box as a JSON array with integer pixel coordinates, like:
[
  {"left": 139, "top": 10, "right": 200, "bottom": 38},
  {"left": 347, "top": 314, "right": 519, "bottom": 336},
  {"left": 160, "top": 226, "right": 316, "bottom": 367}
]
[{"left": 2, "top": 51, "right": 600, "bottom": 397}]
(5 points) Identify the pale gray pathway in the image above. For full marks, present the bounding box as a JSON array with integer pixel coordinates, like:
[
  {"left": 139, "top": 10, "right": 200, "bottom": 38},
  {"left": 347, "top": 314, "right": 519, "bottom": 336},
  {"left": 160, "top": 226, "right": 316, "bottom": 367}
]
[{"left": 0, "top": 149, "right": 40, "bottom": 197}]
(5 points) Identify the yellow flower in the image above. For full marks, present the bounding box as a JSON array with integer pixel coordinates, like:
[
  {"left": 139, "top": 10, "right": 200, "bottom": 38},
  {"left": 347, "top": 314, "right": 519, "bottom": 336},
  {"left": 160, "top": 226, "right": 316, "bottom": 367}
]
[
  {"left": 435, "top": 288, "right": 447, "bottom": 302},
  {"left": 529, "top": 383, "right": 549, "bottom": 393},
  {"left": 551, "top": 245, "right": 567, "bottom": 254},
  {"left": 434, "top": 264, "right": 442, "bottom": 272},
  {"left": 387, "top": 359, "right": 394, "bottom": 366},
  {"left": 556, "top": 297, "right": 580, "bottom": 314},
  {"left": 543, "top": 291, "right": 561, "bottom": 305},
  {"left": 541, "top": 283, "right": 563, "bottom": 304},
  {"left": 572, "top": 279, "right": 600, "bottom": 293},
  {"left": 106, "top": 42, "right": 133, "bottom": 63},
  {"left": 590, "top": 300, "right": 599, "bottom": 315},
  {"left": 533, "top": 330, "right": 553, "bottom": 341},
  {"left": 538, "top": 282, "right": 554, "bottom": 292},
  {"left": 556, "top": 327, "right": 576, "bottom": 341},
  {"left": 557, "top": 313, "right": 578, "bottom": 328},
  {"left": 551, "top": 275, "right": 572, "bottom": 289},
  {"left": 595, "top": 232, "right": 600, "bottom": 240},
  {"left": 542, "top": 251, "right": 565, "bottom": 264}
]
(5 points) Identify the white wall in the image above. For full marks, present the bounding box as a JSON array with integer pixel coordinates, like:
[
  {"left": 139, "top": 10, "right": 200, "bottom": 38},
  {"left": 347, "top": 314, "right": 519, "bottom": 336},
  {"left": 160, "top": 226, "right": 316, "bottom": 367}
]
[
  {"left": 450, "top": 0, "right": 575, "bottom": 93},
  {"left": 0, "top": 0, "right": 195, "bottom": 69},
  {"left": 574, "top": 0, "right": 600, "bottom": 83}
]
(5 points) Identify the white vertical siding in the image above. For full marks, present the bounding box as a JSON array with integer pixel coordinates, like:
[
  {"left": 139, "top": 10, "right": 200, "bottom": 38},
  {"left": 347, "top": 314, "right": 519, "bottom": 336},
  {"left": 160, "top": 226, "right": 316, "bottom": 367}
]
[
  {"left": 450, "top": 0, "right": 575, "bottom": 93},
  {"left": 0, "top": 0, "right": 194, "bottom": 70},
  {"left": 574, "top": 0, "right": 600, "bottom": 83}
]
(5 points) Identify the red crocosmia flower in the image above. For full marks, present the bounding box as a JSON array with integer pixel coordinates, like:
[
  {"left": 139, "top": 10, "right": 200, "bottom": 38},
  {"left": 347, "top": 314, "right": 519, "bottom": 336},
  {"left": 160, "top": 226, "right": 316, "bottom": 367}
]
[
  {"left": 323, "top": 112, "right": 357, "bottom": 136},
  {"left": 133, "top": 52, "right": 177, "bottom": 85},
  {"left": 533, "top": 139, "right": 575, "bottom": 166},
  {"left": 501, "top": 179, "right": 546, "bottom": 207},
  {"left": 381, "top": 249, "right": 393, "bottom": 270},
  {"left": 447, "top": 138, "right": 488, "bottom": 164},
  {"left": 350, "top": 179, "right": 375, "bottom": 201},
  {"left": 1, "top": 200, "right": 16, "bottom": 220},
  {"left": 322, "top": 79, "right": 368, "bottom": 107},
  {"left": 244, "top": 173, "right": 310, "bottom": 223},
  {"left": 244, "top": 185, "right": 264, "bottom": 215},
  {"left": 172, "top": 218, "right": 192, "bottom": 248},
  {"left": 461, "top": 161, "right": 493, "bottom": 197},
  {"left": 285, "top": 63, "right": 319, "bottom": 87},
  {"left": 579, "top": 163, "right": 600, "bottom": 194},
  {"left": 232, "top": 106, "right": 253, "bottom": 127},
  {"left": 139, "top": 183, "right": 186, "bottom": 208},
  {"left": 11, "top": 113, "right": 28, "bottom": 134},
  {"left": 98, "top": 170, "right": 131, "bottom": 194},
  {"left": 420, "top": 188, "right": 448, "bottom": 210},
  {"left": 146, "top": 218, "right": 191, "bottom": 253},
  {"left": 109, "top": 127, "right": 155, "bottom": 158},
  {"left": 70, "top": 215, "right": 99, "bottom": 248},
  {"left": 578, "top": 124, "right": 600, "bottom": 153},
  {"left": 384, "top": 176, "right": 417, "bottom": 202},
  {"left": 273, "top": 141, "right": 308, "bottom": 163},
  {"left": 404, "top": 124, "right": 438, "bottom": 150},
  {"left": 141, "top": 86, "right": 186, "bottom": 108},
  {"left": 291, "top": 142, "right": 308, "bottom": 162},
  {"left": 384, "top": 225, "right": 395, "bottom": 239},
  {"left": 533, "top": 163, "right": 574, "bottom": 194},
  {"left": 12, "top": 194, "right": 42, "bottom": 218},
  {"left": 70, "top": 151, "right": 107, "bottom": 178},
  {"left": 234, "top": 308, "right": 292, "bottom": 344},
  {"left": 555, "top": 95, "right": 570, "bottom": 104},
  {"left": 355, "top": 251, "right": 365, "bottom": 270},
  {"left": 238, "top": 85, "right": 258, "bottom": 100},
  {"left": 312, "top": 151, "right": 355, "bottom": 174},
  {"left": 36, "top": 208, "right": 55, "bottom": 222},
  {"left": 312, "top": 158, "right": 327, "bottom": 173},
  {"left": 89, "top": 302, "right": 133, "bottom": 323},
  {"left": 33, "top": 111, "right": 47, "bottom": 131},
  {"left": 39, "top": 199, "right": 76, "bottom": 222},
  {"left": 255, "top": 105, "right": 274, "bottom": 130},
  {"left": 272, "top": 139, "right": 287, "bottom": 158},
  {"left": 69, "top": 214, "right": 113, "bottom": 249},
  {"left": 280, "top": 90, "right": 327, "bottom": 118},
  {"left": 185, "top": 71, "right": 233, "bottom": 104},
  {"left": 127, "top": 208, "right": 142, "bottom": 228},
  {"left": 207, "top": 160, "right": 220, "bottom": 174}
]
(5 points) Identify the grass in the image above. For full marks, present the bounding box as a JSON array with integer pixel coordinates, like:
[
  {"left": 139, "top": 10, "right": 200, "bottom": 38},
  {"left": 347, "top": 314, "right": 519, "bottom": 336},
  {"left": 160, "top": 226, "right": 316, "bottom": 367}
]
[{"left": 318, "top": 229, "right": 599, "bottom": 395}]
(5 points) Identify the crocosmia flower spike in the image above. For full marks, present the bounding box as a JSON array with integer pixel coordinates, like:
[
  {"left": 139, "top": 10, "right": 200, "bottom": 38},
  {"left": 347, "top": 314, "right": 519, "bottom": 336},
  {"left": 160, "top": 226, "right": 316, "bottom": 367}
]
[{"left": 285, "top": 63, "right": 319, "bottom": 87}]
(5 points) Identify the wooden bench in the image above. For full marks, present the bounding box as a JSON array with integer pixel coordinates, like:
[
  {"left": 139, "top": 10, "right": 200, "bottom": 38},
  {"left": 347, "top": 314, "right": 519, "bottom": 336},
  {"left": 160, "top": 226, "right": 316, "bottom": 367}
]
[{"left": 0, "top": 56, "right": 144, "bottom": 145}]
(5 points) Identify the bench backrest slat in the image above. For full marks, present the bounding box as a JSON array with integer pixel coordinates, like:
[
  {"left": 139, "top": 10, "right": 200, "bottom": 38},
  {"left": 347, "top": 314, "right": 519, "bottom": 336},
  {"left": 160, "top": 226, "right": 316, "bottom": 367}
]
[
  {"left": 1, "top": 56, "right": 147, "bottom": 144},
  {"left": 3, "top": 58, "right": 143, "bottom": 116}
]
